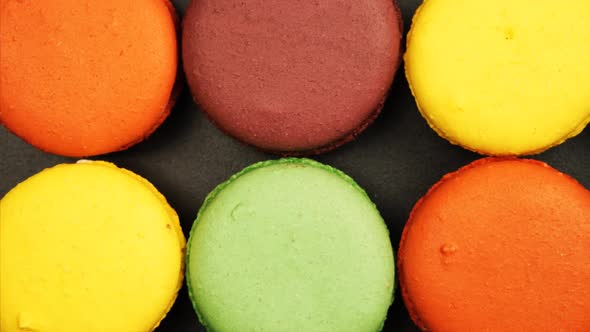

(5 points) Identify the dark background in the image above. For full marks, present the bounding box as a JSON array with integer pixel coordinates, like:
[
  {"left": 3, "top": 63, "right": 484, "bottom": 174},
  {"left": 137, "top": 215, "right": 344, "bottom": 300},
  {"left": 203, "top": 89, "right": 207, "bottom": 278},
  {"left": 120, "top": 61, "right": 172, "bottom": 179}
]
[{"left": 1, "top": 0, "right": 588, "bottom": 331}]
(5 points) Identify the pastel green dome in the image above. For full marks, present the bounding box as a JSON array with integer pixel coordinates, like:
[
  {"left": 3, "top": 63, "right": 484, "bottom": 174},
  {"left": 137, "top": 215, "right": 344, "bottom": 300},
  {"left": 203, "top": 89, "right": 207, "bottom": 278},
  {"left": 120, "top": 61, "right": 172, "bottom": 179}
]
[{"left": 187, "top": 158, "right": 394, "bottom": 332}]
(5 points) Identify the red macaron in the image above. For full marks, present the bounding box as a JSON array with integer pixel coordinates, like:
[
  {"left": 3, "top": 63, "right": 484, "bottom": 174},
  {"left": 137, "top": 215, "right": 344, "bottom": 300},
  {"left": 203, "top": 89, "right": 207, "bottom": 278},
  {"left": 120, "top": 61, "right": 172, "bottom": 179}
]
[{"left": 398, "top": 158, "right": 590, "bottom": 331}]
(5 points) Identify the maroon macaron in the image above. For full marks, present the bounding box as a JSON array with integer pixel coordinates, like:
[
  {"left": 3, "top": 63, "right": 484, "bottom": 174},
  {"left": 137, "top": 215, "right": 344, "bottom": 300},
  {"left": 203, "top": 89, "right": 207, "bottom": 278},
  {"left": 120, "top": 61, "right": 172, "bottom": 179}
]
[{"left": 182, "top": 0, "right": 402, "bottom": 155}]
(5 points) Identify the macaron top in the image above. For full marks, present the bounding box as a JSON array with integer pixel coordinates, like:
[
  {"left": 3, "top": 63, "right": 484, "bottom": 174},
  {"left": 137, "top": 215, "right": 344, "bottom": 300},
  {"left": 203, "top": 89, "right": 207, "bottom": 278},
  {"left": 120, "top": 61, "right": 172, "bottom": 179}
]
[
  {"left": 182, "top": 0, "right": 402, "bottom": 154},
  {"left": 398, "top": 158, "right": 590, "bottom": 331},
  {"left": 0, "top": 0, "right": 178, "bottom": 157},
  {"left": 405, "top": 0, "right": 590, "bottom": 155},
  {"left": 187, "top": 158, "right": 394, "bottom": 332},
  {"left": 0, "top": 161, "right": 185, "bottom": 332}
]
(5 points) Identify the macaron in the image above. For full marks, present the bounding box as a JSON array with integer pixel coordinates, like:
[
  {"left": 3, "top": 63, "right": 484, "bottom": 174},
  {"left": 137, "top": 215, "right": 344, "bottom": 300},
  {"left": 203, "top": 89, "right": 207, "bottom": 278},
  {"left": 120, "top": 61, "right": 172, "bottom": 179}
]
[
  {"left": 0, "top": 0, "right": 179, "bottom": 157},
  {"left": 186, "top": 158, "right": 395, "bottom": 331},
  {"left": 0, "top": 161, "right": 185, "bottom": 332},
  {"left": 405, "top": 0, "right": 590, "bottom": 155},
  {"left": 182, "top": 0, "right": 402, "bottom": 155},
  {"left": 398, "top": 158, "right": 590, "bottom": 331}
]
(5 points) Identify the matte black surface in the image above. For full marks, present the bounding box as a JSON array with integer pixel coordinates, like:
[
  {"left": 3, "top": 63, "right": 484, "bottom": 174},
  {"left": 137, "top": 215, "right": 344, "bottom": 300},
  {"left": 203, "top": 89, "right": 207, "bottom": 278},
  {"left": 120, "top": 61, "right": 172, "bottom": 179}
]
[{"left": 1, "top": 1, "right": 588, "bottom": 331}]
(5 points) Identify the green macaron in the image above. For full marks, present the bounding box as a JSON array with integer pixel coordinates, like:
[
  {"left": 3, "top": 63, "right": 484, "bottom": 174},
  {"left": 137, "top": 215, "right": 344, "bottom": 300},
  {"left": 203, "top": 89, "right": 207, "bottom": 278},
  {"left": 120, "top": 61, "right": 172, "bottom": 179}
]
[{"left": 186, "top": 158, "right": 395, "bottom": 332}]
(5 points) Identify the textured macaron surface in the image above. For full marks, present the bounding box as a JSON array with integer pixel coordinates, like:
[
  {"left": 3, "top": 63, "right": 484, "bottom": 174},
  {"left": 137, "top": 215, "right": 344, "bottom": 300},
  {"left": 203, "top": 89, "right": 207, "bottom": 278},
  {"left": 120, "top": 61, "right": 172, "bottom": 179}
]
[
  {"left": 187, "top": 159, "right": 394, "bottom": 332},
  {"left": 182, "top": 0, "right": 402, "bottom": 153},
  {"left": 0, "top": 0, "right": 178, "bottom": 157},
  {"left": 0, "top": 162, "right": 185, "bottom": 332},
  {"left": 398, "top": 158, "right": 590, "bottom": 331},
  {"left": 405, "top": 0, "right": 590, "bottom": 155}
]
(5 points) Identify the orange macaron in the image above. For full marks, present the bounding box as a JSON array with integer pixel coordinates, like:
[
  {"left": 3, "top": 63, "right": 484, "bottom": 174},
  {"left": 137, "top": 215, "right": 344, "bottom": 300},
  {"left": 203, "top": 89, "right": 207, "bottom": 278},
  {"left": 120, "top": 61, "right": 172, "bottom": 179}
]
[
  {"left": 398, "top": 158, "right": 590, "bottom": 331},
  {"left": 0, "top": 0, "right": 179, "bottom": 157}
]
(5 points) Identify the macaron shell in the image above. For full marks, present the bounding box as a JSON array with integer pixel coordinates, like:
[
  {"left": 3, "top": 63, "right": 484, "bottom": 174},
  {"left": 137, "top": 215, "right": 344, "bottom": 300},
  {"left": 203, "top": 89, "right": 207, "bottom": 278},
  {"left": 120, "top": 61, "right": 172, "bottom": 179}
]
[
  {"left": 0, "top": 161, "right": 186, "bottom": 332},
  {"left": 405, "top": 0, "right": 590, "bottom": 155},
  {"left": 398, "top": 158, "right": 590, "bottom": 331},
  {"left": 187, "top": 158, "right": 395, "bottom": 332},
  {"left": 0, "top": 0, "right": 178, "bottom": 157},
  {"left": 182, "top": 0, "right": 402, "bottom": 154}
]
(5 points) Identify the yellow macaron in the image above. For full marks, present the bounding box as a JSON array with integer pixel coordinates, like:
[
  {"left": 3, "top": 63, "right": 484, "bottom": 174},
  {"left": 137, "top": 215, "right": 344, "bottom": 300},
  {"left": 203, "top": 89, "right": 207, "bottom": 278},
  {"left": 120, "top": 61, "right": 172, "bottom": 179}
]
[
  {"left": 405, "top": 0, "right": 590, "bottom": 155},
  {"left": 0, "top": 161, "right": 185, "bottom": 332}
]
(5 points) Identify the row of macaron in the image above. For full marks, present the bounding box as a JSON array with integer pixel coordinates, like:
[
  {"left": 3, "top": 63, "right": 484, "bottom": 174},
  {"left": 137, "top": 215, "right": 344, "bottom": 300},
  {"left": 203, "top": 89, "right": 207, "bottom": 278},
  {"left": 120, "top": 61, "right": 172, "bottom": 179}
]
[
  {"left": 1, "top": 157, "right": 588, "bottom": 331},
  {"left": 2, "top": 0, "right": 588, "bottom": 158}
]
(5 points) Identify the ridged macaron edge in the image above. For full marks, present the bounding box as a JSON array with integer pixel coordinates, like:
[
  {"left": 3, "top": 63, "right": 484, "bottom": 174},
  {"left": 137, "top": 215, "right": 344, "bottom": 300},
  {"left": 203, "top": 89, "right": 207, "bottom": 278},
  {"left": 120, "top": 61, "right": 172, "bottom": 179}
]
[
  {"left": 396, "top": 157, "right": 588, "bottom": 331},
  {"left": 99, "top": 160, "right": 187, "bottom": 331},
  {"left": 404, "top": 0, "right": 590, "bottom": 156},
  {"left": 186, "top": 157, "right": 395, "bottom": 332}
]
